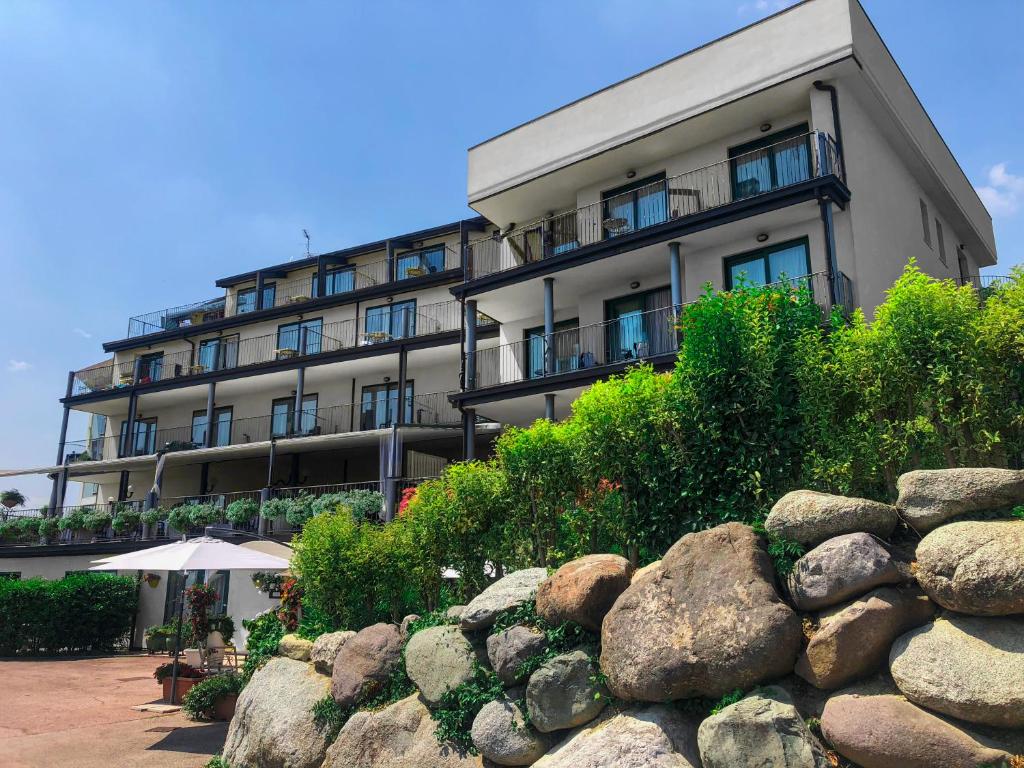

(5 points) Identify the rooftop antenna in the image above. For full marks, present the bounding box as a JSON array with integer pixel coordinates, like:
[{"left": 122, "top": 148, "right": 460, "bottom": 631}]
[{"left": 303, "top": 229, "right": 311, "bottom": 258}]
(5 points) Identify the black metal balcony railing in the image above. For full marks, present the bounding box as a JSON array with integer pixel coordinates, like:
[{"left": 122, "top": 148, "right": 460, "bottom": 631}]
[
  {"left": 465, "top": 131, "right": 844, "bottom": 280},
  {"left": 960, "top": 274, "right": 1015, "bottom": 298},
  {"left": 62, "top": 391, "right": 464, "bottom": 463},
  {"left": 466, "top": 271, "right": 850, "bottom": 390},
  {"left": 125, "top": 246, "right": 462, "bottom": 339},
  {"left": 73, "top": 299, "right": 495, "bottom": 396}
]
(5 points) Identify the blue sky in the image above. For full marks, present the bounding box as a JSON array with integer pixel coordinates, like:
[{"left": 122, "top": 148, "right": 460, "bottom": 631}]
[{"left": 1, "top": 0, "right": 1022, "bottom": 505}]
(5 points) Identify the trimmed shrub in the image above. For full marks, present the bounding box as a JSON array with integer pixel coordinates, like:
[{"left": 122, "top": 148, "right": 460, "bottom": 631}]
[
  {"left": 57, "top": 507, "right": 89, "bottom": 533},
  {"left": 224, "top": 498, "right": 259, "bottom": 526},
  {"left": 188, "top": 504, "right": 222, "bottom": 528},
  {"left": 0, "top": 573, "right": 138, "bottom": 655},
  {"left": 284, "top": 493, "right": 316, "bottom": 527},
  {"left": 111, "top": 506, "right": 142, "bottom": 534},
  {"left": 258, "top": 496, "right": 291, "bottom": 521},
  {"left": 82, "top": 509, "right": 113, "bottom": 533},
  {"left": 141, "top": 507, "right": 167, "bottom": 526},
  {"left": 182, "top": 672, "right": 243, "bottom": 720}
]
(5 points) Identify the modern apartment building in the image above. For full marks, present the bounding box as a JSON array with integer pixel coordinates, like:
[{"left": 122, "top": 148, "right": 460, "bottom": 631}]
[{"left": 0, "top": 0, "right": 1000, "bottom": 645}]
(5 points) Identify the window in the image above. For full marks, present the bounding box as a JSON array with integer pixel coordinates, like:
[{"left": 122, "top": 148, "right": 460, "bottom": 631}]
[
  {"left": 82, "top": 482, "right": 98, "bottom": 499},
  {"left": 163, "top": 570, "right": 230, "bottom": 624},
  {"left": 957, "top": 246, "right": 970, "bottom": 286},
  {"left": 524, "top": 319, "right": 580, "bottom": 379},
  {"left": 920, "top": 199, "right": 932, "bottom": 247},
  {"left": 725, "top": 239, "right": 811, "bottom": 290},
  {"left": 935, "top": 218, "right": 947, "bottom": 266},
  {"left": 605, "top": 287, "right": 674, "bottom": 363},
  {"left": 192, "top": 407, "right": 233, "bottom": 447},
  {"left": 120, "top": 418, "right": 157, "bottom": 457},
  {"left": 360, "top": 382, "right": 413, "bottom": 430},
  {"left": 198, "top": 335, "right": 239, "bottom": 373},
  {"left": 601, "top": 173, "right": 667, "bottom": 238},
  {"left": 136, "top": 352, "right": 164, "bottom": 384},
  {"left": 312, "top": 266, "right": 355, "bottom": 298},
  {"left": 88, "top": 414, "right": 107, "bottom": 461},
  {"left": 365, "top": 300, "right": 415, "bottom": 342},
  {"left": 277, "top": 318, "right": 323, "bottom": 355},
  {"left": 396, "top": 246, "right": 447, "bottom": 280},
  {"left": 729, "top": 124, "right": 811, "bottom": 200},
  {"left": 236, "top": 283, "right": 276, "bottom": 314},
  {"left": 271, "top": 394, "right": 319, "bottom": 438}
]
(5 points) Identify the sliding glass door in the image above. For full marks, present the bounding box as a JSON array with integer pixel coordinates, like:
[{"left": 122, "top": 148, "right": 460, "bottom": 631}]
[
  {"left": 605, "top": 287, "right": 674, "bottom": 363},
  {"left": 360, "top": 382, "right": 413, "bottom": 430},
  {"left": 729, "top": 124, "right": 812, "bottom": 200}
]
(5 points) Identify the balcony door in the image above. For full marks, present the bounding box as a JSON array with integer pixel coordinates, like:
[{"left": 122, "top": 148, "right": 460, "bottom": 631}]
[
  {"left": 312, "top": 266, "right": 355, "bottom": 297},
  {"left": 271, "top": 394, "right": 319, "bottom": 438},
  {"left": 237, "top": 283, "right": 276, "bottom": 314},
  {"left": 524, "top": 319, "right": 580, "bottom": 379},
  {"left": 725, "top": 238, "right": 811, "bottom": 290},
  {"left": 119, "top": 418, "right": 157, "bottom": 457},
  {"left": 277, "top": 318, "right": 323, "bottom": 355},
  {"left": 605, "top": 287, "right": 674, "bottom": 364},
  {"left": 360, "top": 382, "right": 413, "bottom": 430},
  {"left": 198, "top": 335, "right": 239, "bottom": 373},
  {"left": 191, "top": 407, "right": 233, "bottom": 448},
  {"left": 137, "top": 352, "right": 164, "bottom": 384},
  {"left": 396, "top": 246, "right": 446, "bottom": 279},
  {"left": 601, "top": 173, "right": 667, "bottom": 239},
  {"left": 729, "top": 124, "right": 811, "bottom": 200},
  {"left": 365, "top": 300, "right": 415, "bottom": 342}
]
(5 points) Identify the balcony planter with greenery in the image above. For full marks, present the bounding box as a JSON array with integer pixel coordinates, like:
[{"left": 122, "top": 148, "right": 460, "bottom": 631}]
[
  {"left": 224, "top": 498, "right": 259, "bottom": 527},
  {"left": 188, "top": 504, "right": 222, "bottom": 529},
  {"left": 140, "top": 507, "right": 167, "bottom": 528},
  {"left": 154, "top": 661, "right": 206, "bottom": 703},
  {"left": 0, "top": 518, "right": 39, "bottom": 544},
  {"left": 57, "top": 507, "right": 89, "bottom": 539},
  {"left": 82, "top": 509, "right": 113, "bottom": 538},
  {"left": 111, "top": 507, "right": 142, "bottom": 536},
  {"left": 37, "top": 517, "right": 59, "bottom": 544},
  {"left": 258, "top": 496, "right": 291, "bottom": 521}
]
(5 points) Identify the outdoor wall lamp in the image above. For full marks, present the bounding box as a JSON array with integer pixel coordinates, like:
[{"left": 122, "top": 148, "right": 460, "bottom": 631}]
[
  {"left": 760, "top": 122, "right": 772, "bottom": 132},
  {"left": 630, "top": 281, "right": 641, "bottom": 289},
  {"left": 143, "top": 572, "right": 162, "bottom": 588},
  {"left": 756, "top": 233, "right": 770, "bottom": 243},
  {"left": 626, "top": 170, "right": 637, "bottom": 179}
]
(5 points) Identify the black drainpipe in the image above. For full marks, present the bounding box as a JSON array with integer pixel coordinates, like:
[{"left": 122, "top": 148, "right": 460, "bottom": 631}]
[{"left": 813, "top": 81, "right": 844, "bottom": 169}]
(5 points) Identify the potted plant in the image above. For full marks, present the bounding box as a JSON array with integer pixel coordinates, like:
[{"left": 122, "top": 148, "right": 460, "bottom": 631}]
[
  {"left": 154, "top": 661, "right": 205, "bottom": 702},
  {"left": 37, "top": 517, "right": 58, "bottom": 545},
  {"left": 1, "top": 489, "right": 26, "bottom": 511},
  {"left": 224, "top": 498, "right": 259, "bottom": 527},
  {"left": 57, "top": 507, "right": 89, "bottom": 539},
  {"left": 187, "top": 503, "right": 222, "bottom": 529},
  {"left": 181, "top": 672, "right": 244, "bottom": 721},
  {"left": 185, "top": 583, "right": 221, "bottom": 663},
  {"left": 141, "top": 507, "right": 167, "bottom": 529},
  {"left": 258, "top": 496, "right": 292, "bottom": 524},
  {"left": 82, "top": 509, "right": 113, "bottom": 539},
  {"left": 207, "top": 615, "right": 235, "bottom": 645},
  {"left": 167, "top": 504, "right": 194, "bottom": 533},
  {"left": 111, "top": 506, "right": 142, "bottom": 536},
  {"left": 145, "top": 626, "right": 167, "bottom": 653}
]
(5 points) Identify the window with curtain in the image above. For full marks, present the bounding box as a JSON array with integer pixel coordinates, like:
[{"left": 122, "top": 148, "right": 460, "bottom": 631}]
[
  {"left": 191, "top": 407, "right": 233, "bottom": 447},
  {"left": 119, "top": 418, "right": 157, "bottom": 457},
  {"left": 725, "top": 239, "right": 811, "bottom": 291},
  {"left": 601, "top": 173, "right": 667, "bottom": 239},
  {"left": 523, "top": 319, "right": 580, "bottom": 379},
  {"left": 137, "top": 352, "right": 164, "bottom": 383},
  {"left": 236, "top": 283, "right": 276, "bottom": 314},
  {"left": 88, "top": 414, "right": 107, "bottom": 460},
  {"left": 277, "top": 318, "right": 323, "bottom": 355},
  {"left": 312, "top": 266, "right": 355, "bottom": 297},
  {"left": 729, "top": 124, "right": 811, "bottom": 201},
  {"left": 198, "top": 335, "right": 239, "bottom": 373},
  {"left": 271, "top": 395, "right": 318, "bottom": 438},
  {"left": 605, "top": 287, "right": 674, "bottom": 364},
  {"left": 365, "top": 300, "right": 415, "bottom": 341},
  {"left": 396, "top": 246, "right": 446, "bottom": 279},
  {"left": 360, "top": 382, "right": 413, "bottom": 430}
]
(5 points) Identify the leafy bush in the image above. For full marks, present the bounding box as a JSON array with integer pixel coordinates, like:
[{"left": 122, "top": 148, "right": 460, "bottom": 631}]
[
  {"left": 57, "top": 507, "right": 89, "bottom": 533},
  {"left": 167, "top": 505, "right": 194, "bottom": 532},
  {"left": 188, "top": 503, "right": 222, "bottom": 528},
  {"left": 0, "top": 518, "right": 37, "bottom": 543},
  {"left": 182, "top": 672, "right": 243, "bottom": 720},
  {"left": 431, "top": 663, "right": 505, "bottom": 753},
  {"left": 37, "top": 517, "right": 58, "bottom": 540},
  {"left": 111, "top": 506, "right": 142, "bottom": 534},
  {"left": 224, "top": 498, "right": 259, "bottom": 525},
  {"left": 259, "top": 496, "right": 292, "bottom": 520},
  {"left": 284, "top": 493, "right": 316, "bottom": 527},
  {"left": 141, "top": 507, "right": 167, "bottom": 526},
  {"left": 241, "top": 610, "right": 284, "bottom": 682},
  {"left": 204, "top": 757, "right": 230, "bottom": 768},
  {"left": 82, "top": 509, "right": 113, "bottom": 533},
  {"left": 0, "top": 573, "right": 138, "bottom": 655},
  {"left": 312, "top": 664, "right": 416, "bottom": 745}
]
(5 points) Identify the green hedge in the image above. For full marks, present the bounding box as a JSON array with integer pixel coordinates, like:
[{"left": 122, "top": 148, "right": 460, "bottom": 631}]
[{"left": 0, "top": 573, "right": 138, "bottom": 655}]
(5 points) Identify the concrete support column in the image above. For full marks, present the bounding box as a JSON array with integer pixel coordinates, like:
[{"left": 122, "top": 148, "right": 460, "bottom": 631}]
[
  {"left": 543, "top": 278, "right": 555, "bottom": 376},
  {"left": 819, "top": 198, "right": 839, "bottom": 307},
  {"left": 255, "top": 271, "right": 265, "bottom": 310},
  {"left": 464, "top": 300, "right": 478, "bottom": 390},
  {"left": 545, "top": 393, "right": 555, "bottom": 422},
  {"left": 397, "top": 347, "right": 408, "bottom": 424},
  {"left": 463, "top": 409, "right": 476, "bottom": 461},
  {"left": 258, "top": 487, "right": 270, "bottom": 535},
  {"left": 204, "top": 382, "right": 216, "bottom": 448},
  {"left": 293, "top": 329, "right": 307, "bottom": 435}
]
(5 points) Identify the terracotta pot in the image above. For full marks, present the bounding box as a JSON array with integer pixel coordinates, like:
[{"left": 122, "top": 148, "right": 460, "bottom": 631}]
[
  {"left": 213, "top": 693, "right": 238, "bottom": 721},
  {"left": 161, "top": 676, "right": 204, "bottom": 703}
]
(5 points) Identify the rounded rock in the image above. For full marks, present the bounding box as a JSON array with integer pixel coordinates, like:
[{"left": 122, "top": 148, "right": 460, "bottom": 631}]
[
  {"left": 536, "top": 554, "right": 633, "bottom": 633},
  {"left": 786, "top": 533, "right": 902, "bottom": 611},
  {"left": 404, "top": 625, "right": 477, "bottom": 707},
  {"left": 486, "top": 625, "right": 548, "bottom": 686},
  {"left": 471, "top": 693, "right": 552, "bottom": 766},
  {"left": 896, "top": 467, "right": 1024, "bottom": 533},
  {"left": 526, "top": 650, "right": 607, "bottom": 733},
  {"left": 764, "top": 490, "right": 898, "bottom": 547}
]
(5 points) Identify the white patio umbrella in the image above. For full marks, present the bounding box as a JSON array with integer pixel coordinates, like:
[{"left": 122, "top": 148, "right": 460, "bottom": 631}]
[{"left": 91, "top": 537, "right": 290, "bottom": 703}]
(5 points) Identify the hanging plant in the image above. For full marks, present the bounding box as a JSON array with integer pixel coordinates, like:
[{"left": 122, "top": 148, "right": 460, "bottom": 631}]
[
  {"left": 185, "top": 583, "right": 219, "bottom": 641},
  {"left": 1, "top": 489, "right": 27, "bottom": 509},
  {"left": 188, "top": 504, "right": 222, "bottom": 528}
]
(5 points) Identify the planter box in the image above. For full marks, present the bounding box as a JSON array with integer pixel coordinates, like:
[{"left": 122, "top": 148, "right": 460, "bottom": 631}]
[
  {"left": 162, "top": 676, "right": 204, "bottom": 703},
  {"left": 213, "top": 693, "right": 238, "bottom": 721}
]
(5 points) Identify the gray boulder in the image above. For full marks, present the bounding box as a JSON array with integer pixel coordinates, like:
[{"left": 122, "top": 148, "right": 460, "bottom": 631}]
[
  {"left": 896, "top": 467, "right": 1024, "bottom": 532},
  {"left": 405, "top": 625, "right": 477, "bottom": 706},
  {"left": 795, "top": 587, "right": 935, "bottom": 689},
  {"left": 533, "top": 705, "right": 701, "bottom": 768},
  {"left": 277, "top": 633, "right": 313, "bottom": 662},
  {"left": 331, "top": 622, "right": 404, "bottom": 708},
  {"left": 914, "top": 520, "right": 1024, "bottom": 615},
  {"left": 460, "top": 569, "right": 548, "bottom": 630},
  {"left": 601, "top": 523, "right": 801, "bottom": 701},
  {"left": 323, "top": 693, "right": 482, "bottom": 768},
  {"left": 526, "top": 650, "right": 607, "bottom": 733},
  {"left": 697, "top": 686, "right": 830, "bottom": 768},
  {"left": 222, "top": 657, "right": 331, "bottom": 768},
  {"left": 821, "top": 693, "right": 1013, "bottom": 768},
  {"left": 310, "top": 631, "right": 355, "bottom": 675},
  {"left": 471, "top": 690, "right": 553, "bottom": 766},
  {"left": 890, "top": 614, "right": 1024, "bottom": 727},
  {"left": 536, "top": 554, "right": 633, "bottom": 633},
  {"left": 787, "top": 533, "right": 902, "bottom": 611},
  {"left": 765, "top": 490, "right": 898, "bottom": 547},
  {"left": 446, "top": 605, "right": 467, "bottom": 621},
  {"left": 487, "top": 624, "right": 548, "bottom": 686}
]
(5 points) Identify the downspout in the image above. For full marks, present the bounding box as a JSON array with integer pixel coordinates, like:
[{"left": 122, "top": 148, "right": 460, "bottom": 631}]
[
  {"left": 814, "top": 81, "right": 844, "bottom": 310},
  {"left": 813, "top": 81, "right": 844, "bottom": 169}
]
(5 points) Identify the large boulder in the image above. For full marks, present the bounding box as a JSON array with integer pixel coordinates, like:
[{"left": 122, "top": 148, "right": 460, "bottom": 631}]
[
  {"left": 460, "top": 569, "right": 549, "bottom": 631},
  {"left": 765, "top": 490, "right": 898, "bottom": 547},
  {"left": 697, "top": 685, "right": 830, "bottom": 768},
  {"left": 795, "top": 587, "right": 935, "bottom": 689},
  {"left": 526, "top": 650, "right": 607, "bottom": 733},
  {"left": 277, "top": 633, "right": 313, "bottom": 662},
  {"left": 821, "top": 694, "right": 1013, "bottom": 768},
  {"left": 331, "top": 623, "right": 404, "bottom": 708},
  {"left": 533, "top": 705, "right": 701, "bottom": 768},
  {"left": 536, "top": 554, "right": 633, "bottom": 633},
  {"left": 914, "top": 520, "right": 1024, "bottom": 615},
  {"left": 405, "top": 625, "right": 478, "bottom": 706},
  {"left": 786, "top": 533, "right": 902, "bottom": 611},
  {"left": 889, "top": 614, "right": 1024, "bottom": 727},
  {"left": 896, "top": 467, "right": 1024, "bottom": 532},
  {"left": 601, "top": 523, "right": 801, "bottom": 700},
  {"left": 486, "top": 624, "right": 547, "bottom": 686},
  {"left": 222, "top": 657, "right": 331, "bottom": 768},
  {"left": 323, "top": 694, "right": 482, "bottom": 768},
  {"left": 310, "top": 631, "right": 355, "bottom": 675},
  {"left": 471, "top": 690, "right": 553, "bottom": 766}
]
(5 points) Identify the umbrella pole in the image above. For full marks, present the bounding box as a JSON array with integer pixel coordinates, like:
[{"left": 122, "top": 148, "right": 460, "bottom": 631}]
[{"left": 168, "top": 571, "right": 187, "bottom": 704}]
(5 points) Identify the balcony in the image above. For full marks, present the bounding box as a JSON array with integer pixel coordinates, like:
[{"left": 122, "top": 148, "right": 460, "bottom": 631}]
[
  {"left": 73, "top": 299, "right": 494, "bottom": 396},
  {"left": 465, "top": 131, "right": 843, "bottom": 281},
  {"left": 465, "top": 271, "right": 851, "bottom": 392},
  {"left": 125, "top": 245, "right": 461, "bottom": 339},
  {"left": 63, "top": 391, "right": 464, "bottom": 463}
]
